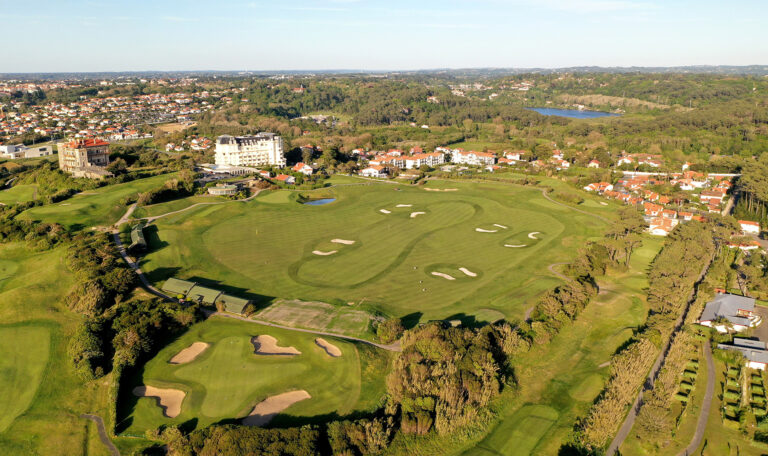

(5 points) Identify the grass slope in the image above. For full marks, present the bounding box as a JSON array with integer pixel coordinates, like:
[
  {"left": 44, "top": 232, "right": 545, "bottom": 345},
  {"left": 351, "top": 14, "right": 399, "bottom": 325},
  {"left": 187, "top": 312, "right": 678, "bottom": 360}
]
[
  {"left": 0, "top": 243, "right": 115, "bottom": 455},
  {"left": 19, "top": 173, "right": 175, "bottom": 229},
  {"left": 0, "top": 184, "right": 38, "bottom": 205},
  {"left": 120, "top": 317, "right": 389, "bottom": 434},
  {"left": 140, "top": 179, "right": 606, "bottom": 322}
]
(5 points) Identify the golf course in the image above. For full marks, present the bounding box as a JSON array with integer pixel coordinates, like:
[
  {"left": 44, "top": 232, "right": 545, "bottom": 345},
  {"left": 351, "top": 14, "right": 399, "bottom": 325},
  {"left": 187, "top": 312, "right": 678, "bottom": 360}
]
[
  {"left": 119, "top": 317, "right": 390, "bottom": 434},
  {"left": 139, "top": 178, "right": 610, "bottom": 322}
]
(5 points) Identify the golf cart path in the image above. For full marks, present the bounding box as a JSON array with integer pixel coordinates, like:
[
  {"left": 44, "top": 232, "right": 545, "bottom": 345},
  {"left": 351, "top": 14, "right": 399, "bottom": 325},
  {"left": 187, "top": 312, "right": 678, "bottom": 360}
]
[
  {"left": 80, "top": 414, "right": 120, "bottom": 456},
  {"left": 547, "top": 262, "right": 571, "bottom": 282},
  {"left": 677, "top": 342, "right": 714, "bottom": 456}
]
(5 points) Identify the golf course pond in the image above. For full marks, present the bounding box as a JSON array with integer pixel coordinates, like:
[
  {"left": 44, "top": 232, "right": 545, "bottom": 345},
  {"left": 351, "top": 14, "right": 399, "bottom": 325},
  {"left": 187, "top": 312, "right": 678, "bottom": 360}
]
[{"left": 302, "top": 198, "right": 336, "bottom": 205}]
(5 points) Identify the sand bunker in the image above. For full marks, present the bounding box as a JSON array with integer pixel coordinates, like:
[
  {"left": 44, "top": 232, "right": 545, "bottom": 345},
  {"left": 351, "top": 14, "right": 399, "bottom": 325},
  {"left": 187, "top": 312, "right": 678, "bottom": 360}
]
[
  {"left": 600, "top": 202, "right": 608, "bottom": 206},
  {"left": 410, "top": 211, "right": 426, "bottom": 218},
  {"left": 476, "top": 228, "right": 498, "bottom": 233},
  {"left": 493, "top": 224, "right": 508, "bottom": 229},
  {"left": 331, "top": 239, "right": 355, "bottom": 245},
  {"left": 133, "top": 386, "right": 185, "bottom": 418},
  {"left": 313, "top": 250, "right": 337, "bottom": 256},
  {"left": 431, "top": 272, "right": 456, "bottom": 280},
  {"left": 424, "top": 188, "right": 458, "bottom": 192},
  {"left": 169, "top": 342, "right": 209, "bottom": 364},
  {"left": 251, "top": 335, "right": 301, "bottom": 355},
  {"left": 528, "top": 232, "right": 541, "bottom": 239},
  {"left": 396, "top": 204, "right": 412, "bottom": 207},
  {"left": 459, "top": 267, "right": 477, "bottom": 277},
  {"left": 504, "top": 244, "right": 527, "bottom": 248},
  {"left": 242, "top": 390, "right": 312, "bottom": 427},
  {"left": 380, "top": 209, "right": 391, "bottom": 214},
  {"left": 315, "top": 338, "right": 342, "bottom": 357}
]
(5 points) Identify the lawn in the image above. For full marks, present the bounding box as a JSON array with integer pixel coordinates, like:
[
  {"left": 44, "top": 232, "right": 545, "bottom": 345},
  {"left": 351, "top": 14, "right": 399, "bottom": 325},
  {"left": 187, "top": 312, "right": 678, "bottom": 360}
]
[
  {"left": 0, "top": 184, "right": 38, "bottom": 205},
  {"left": 119, "top": 317, "right": 390, "bottom": 434},
  {"left": 19, "top": 173, "right": 176, "bottom": 229},
  {"left": 0, "top": 324, "right": 51, "bottom": 433},
  {"left": 0, "top": 243, "right": 117, "bottom": 456},
  {"left": 139, "top": 178, "right": 608, "bottom": 323},
  {"left": 456, "top": 236, "right": 664, "bottom": 456},
  {"left": 131, "top": 194, "right": 229, "bottom": 219}
]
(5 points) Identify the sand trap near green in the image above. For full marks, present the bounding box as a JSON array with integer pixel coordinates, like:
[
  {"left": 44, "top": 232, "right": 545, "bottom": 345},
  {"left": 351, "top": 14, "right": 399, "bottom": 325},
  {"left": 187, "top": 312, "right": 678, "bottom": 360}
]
[
  {"left": 122, "top": 317, "right": 384, "bottom": 433},
  {"left": 0, "top": 325, "right": 51, "bottom": 432}
]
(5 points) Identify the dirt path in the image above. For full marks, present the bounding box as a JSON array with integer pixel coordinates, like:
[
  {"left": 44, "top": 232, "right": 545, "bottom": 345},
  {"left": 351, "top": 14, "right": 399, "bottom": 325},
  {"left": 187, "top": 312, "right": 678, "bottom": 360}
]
[
  {"left": 677, "top": 342, "right": 715, "bottom": 456},
  {"left": 80, "top": 414, "right": 120, "bottom": 456},
  {"left": 208, "top": 311, "right": 402, "bottom": 352}
]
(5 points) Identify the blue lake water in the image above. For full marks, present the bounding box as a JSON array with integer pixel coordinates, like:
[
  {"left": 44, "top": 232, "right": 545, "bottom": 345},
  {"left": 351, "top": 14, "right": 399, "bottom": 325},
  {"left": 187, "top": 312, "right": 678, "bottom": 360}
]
[
  {"left": 526, "top": 107, "right": 618, "bottom": 119},
  {"left": 302, "top": 198, "right": 336, "bottom": 205}
]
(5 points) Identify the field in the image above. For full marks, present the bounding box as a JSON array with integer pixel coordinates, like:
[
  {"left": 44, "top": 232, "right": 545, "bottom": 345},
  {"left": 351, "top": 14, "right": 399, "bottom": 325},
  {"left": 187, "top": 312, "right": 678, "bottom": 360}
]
[
  {"left": 139, "top": 178, "right": 608, "bottom": 322},
  {"left": 119, "top": 317, "right": 390, "bottom": 434},
  {"left": 0, "top": 243, "right": 118, "bottom": 456},
  {"left": 0, "top": 184, "right": 38, "bottom": 205},
  {"left": 19, "top": 173, "right": 175, "bottom": 229},
  {"left": 458, "top": 236, "right": 664, "bottom": 456}
]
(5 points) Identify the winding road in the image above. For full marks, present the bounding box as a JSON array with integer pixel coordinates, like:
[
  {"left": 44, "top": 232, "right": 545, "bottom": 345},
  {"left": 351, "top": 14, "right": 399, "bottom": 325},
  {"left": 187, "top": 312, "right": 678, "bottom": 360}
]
[{"left": 80, "top": 414, "right": 120, "bottom": 456}]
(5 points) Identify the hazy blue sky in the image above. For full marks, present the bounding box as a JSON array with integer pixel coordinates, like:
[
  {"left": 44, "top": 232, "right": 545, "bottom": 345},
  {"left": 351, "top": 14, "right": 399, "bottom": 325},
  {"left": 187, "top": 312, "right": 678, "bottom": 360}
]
[{"left": 2, "top": 0, "right": 767, "bottom": 72}]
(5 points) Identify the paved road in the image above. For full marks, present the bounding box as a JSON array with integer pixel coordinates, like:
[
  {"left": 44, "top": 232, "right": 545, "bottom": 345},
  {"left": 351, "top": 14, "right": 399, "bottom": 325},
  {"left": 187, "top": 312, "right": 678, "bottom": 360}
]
[
  {"left": 111, "top": 231, "right": 174, "bottom": 301},
  {"left": 677, "top": 342, "right": 715, "bottom": 456},
  {"left": 607, "top": 258, "right": 712, "bottom": 455},
  {"left": 80, "top": 414, "right": 120, "bottom": 456},
  {"left": 208, "top": 311, "right": 402, "bottom": 352},
  {"left": 547, "top": 262, "right": 571, "bottom": 282}
]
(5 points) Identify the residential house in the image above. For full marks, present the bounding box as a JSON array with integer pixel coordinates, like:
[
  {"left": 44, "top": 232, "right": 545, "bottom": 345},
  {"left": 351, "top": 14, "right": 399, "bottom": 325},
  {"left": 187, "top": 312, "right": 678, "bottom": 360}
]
[
  {"left": 740, "top": 220, "right": 761, "bottom": 235},
  {"left": 451, "top": 150, "right": 496, "bottom": 166},
  {"left": 648, "top": 217, "right": 678, "bottom": 236},
  {"left": 587, "top": 159, "right": 601, "bottom": 168},
  {"left": 275, "top": 174, "right": 296, "bottom": 185},
  {"left": 360, "top": 165, "right": 387, "bottom": 178},
  {"left": 698, "top": 293, "right": 759, "bottom": 333},
  {"left": 291, "top": 162, "right": 313, "bottom": 176}
]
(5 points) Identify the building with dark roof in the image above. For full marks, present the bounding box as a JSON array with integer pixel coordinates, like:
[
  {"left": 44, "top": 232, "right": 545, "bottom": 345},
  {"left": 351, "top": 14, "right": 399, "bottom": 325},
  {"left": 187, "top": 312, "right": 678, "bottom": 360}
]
[
  {"left": 698, "top": 293, "right": 759, "bottom": 333},
  {"left": 214, "top": 133, "right": 285, "bottom": 167},
  {"left": 717, "top": 338, "right": 768, "bottom": 370}
]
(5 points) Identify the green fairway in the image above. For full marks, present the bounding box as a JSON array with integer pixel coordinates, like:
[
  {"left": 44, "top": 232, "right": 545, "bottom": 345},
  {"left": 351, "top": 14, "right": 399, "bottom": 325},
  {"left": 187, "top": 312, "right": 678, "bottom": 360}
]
[
  {"left": 120, "top": 317, "right": 389, "bottom": 434},
  {"left": 19, "top": 173, "right": 175, "bottom": 229},
  {"left": 140, "top": 179, "right": 607, "bottom": 322},
  {"left": 0, "top": 324, "right": 51, "bottom": 433},
  {"left": 460, "top": 236, "right": 665, "bottom": 456},
  {"left": 0, "top": 184, "right": 38, "bottom": 205}
]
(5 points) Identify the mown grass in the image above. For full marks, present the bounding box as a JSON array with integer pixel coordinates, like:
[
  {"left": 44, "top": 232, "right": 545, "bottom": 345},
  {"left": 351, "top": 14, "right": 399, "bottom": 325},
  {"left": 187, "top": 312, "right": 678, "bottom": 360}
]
[
  {"left": 140, "top": 178, "right": 607, "bottom": 323},
  {"left": 454, "top": 236, "right": 665, "bottom": 456},
  {"left": 131, "top": 194, "right": 229, "bottom": 219},
  {"left": 120, "top": 317, "right": 390, "bottom": 434},
  {"left": 0, "top": 243, "right": 115, "bottom": 456},
  {"left": 0, "top": 184, "right": 38, "bottom": 205},
  {"left": 19, "top": 173, "right": 175, "bottom": 229}
]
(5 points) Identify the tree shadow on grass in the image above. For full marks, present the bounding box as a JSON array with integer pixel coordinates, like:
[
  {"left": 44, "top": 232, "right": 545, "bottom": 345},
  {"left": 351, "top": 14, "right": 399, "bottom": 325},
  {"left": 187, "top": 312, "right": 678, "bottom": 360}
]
[
  {"left": 400, "top": 312, "right": 423, "bottom": 330},
  {"left": 142, "top": 266, "right": 182, "bottom": 285},
  {"left": 212, "top": 409, "right": 380, "bottom": 430},
  {"left": 187, "top": 276, "right": 274, "bottom": 310}
]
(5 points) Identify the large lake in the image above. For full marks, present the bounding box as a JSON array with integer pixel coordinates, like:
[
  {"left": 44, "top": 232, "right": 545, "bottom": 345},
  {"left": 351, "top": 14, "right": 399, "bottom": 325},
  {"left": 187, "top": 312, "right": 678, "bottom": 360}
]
[{"left": 526, "top": 107, "right": 618, "bottom": 119}]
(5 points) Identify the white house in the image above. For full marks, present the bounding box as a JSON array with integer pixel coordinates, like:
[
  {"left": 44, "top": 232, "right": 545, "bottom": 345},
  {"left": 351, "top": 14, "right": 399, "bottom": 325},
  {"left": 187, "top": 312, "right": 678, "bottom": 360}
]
[
  {"left": 360, "top": 165, "right": 387, "bottom": 178},
  {"left": 740, "top": 220, "right": 761, "bottom": 235},
  {"left": 698, "top": 293, "right": 760, "bottom": 333},
  {"left": 291, "top": 162, "right": 314, "bottom": 176},
  {"left": 587, "top": 159, "right": 601, "bottom": 168},
  {"left": 451, "top": 150, "right": 496, "bottom": 166}
]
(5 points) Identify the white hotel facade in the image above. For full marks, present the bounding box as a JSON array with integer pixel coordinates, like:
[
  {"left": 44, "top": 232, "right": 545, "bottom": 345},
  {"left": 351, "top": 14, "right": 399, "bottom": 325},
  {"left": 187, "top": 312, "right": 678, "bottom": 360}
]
[{"left": 214, "top": 133, "right": 286, "bottom": 167}]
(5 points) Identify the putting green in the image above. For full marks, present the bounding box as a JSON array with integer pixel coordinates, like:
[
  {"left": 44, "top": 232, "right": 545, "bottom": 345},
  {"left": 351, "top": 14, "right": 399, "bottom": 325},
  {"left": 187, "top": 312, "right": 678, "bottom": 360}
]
[
  {"left": 0, "top": 325, "right": 51, "bottom": 432},
  {"left": 141, "top": 180, "right": 606, "bottom": 321},
  {"left": 122, "top": 317, "right": 386, "bottom": 433}
]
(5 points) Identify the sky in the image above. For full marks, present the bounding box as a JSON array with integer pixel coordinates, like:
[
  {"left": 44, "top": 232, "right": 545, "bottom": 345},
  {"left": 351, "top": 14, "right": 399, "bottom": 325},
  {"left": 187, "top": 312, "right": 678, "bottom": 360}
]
[{"left": 2, "top": 0, "right": 767, "bottom": 72}]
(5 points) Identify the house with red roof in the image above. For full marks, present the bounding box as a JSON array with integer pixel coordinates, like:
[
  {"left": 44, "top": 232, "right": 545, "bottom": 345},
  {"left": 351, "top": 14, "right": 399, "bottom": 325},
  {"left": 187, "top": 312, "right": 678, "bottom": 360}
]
[
  {"left": 360, "top": 165, "right": 387, "bottom": 178},
  {"left": 291, "top": 162, "right": 313, "bottom": 176},
  {"left": 739, "top": 220, "right": 761, "bottom": 235},
  {"left": 275, "top": 174, "right": 295, "bottom": 185}
]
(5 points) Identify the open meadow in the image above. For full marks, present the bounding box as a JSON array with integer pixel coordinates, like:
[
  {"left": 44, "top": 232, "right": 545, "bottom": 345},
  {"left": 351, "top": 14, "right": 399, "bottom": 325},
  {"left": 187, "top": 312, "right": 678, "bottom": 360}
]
[
  {"left": 139, "top": 178, "right": 609, "bottom": 323},
  {"left": 119, "top": 317, "right": 390, "bottom": 434}
]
